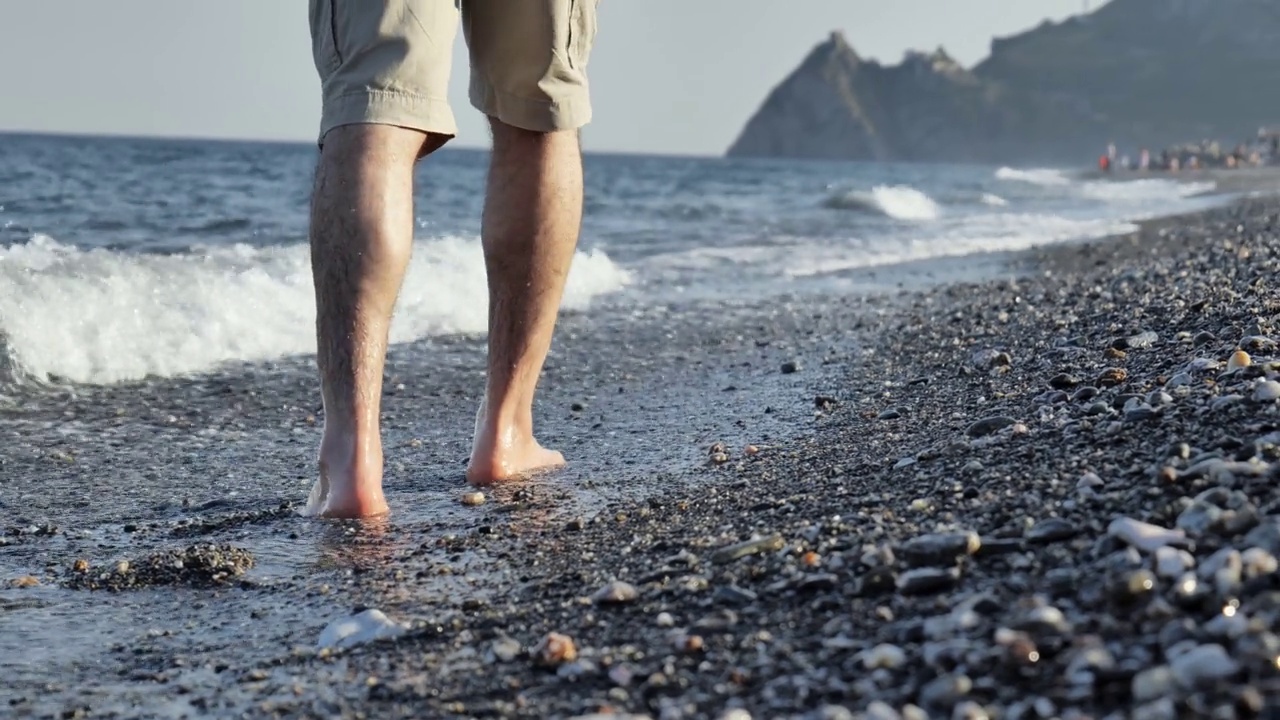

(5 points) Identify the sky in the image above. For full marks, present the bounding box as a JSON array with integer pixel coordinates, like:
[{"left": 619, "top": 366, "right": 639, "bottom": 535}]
[{"left": 0, "top": 1, "right": 1108, "bottom": 156}]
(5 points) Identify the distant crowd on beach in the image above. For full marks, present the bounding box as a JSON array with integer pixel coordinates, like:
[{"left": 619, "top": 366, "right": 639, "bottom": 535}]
[{"left": 1098, "top": 126, "right": 1280, "bottom": 173}]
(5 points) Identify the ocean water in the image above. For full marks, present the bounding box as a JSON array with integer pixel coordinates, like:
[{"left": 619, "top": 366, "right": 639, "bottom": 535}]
[{"left": 0, "top": 132, "right": 1228, "bottom": 387}]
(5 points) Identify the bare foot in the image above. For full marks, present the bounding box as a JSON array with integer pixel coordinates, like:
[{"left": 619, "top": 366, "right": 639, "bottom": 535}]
[
  {"left": 301, "top": 434, "right": 389, "bottom": 519},
  {"left": 467, "top": 424, "right": 565, "bottom": 486}
]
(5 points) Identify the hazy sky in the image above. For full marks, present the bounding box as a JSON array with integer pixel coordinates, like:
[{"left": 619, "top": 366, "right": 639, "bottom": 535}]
[{"left": 0, "top": 1, "right": 1106, "bottom": 155}]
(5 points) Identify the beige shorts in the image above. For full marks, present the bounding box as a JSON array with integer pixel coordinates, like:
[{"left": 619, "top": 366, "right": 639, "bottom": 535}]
[{"left": 308, "top": 0, "right": 598, "bottom": 144}]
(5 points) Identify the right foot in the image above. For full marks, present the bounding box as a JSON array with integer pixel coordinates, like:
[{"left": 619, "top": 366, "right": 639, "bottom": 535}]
[
  {"left": 302, "top": 435, "right": 389, "bottom": 519},
  {"left": 467, "top": 418, "right": 565, "bottom": 486}
]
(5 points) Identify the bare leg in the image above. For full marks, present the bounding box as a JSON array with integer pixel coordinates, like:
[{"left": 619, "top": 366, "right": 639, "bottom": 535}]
[
  {"left": 303, "top": 124, "right": 433, "bottom": 518},
  {"left": 466, "top": 119, "right": 583, "bottom": 485}
]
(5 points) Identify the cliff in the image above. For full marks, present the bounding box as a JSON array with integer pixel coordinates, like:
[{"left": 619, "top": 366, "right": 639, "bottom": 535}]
[{"left": 728, "top": 0, "right": 1280, "bottom": 163}]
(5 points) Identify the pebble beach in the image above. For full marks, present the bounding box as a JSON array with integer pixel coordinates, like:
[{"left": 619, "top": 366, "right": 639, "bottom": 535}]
[{"left": 5, "top": 186, "right": 1280, "bottom": 718}]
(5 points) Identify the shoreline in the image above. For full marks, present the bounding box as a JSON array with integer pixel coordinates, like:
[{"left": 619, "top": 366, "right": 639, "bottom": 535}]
[{"left": 3, "top": 188, "right": 1280, "bottom": 717}]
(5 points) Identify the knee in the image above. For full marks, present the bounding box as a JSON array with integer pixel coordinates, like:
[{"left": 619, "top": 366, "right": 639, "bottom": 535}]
[
  {"left": 319, "top": 124, "right": 440, "bottom": 169},
  {"left": 488, "top": 117, "right": 580, "bottom": 149}
]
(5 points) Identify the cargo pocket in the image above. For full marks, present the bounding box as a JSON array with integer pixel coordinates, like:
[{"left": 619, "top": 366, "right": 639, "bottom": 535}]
[
  {"left": 308, "top": 0, "right": 343, "bottom": 74},
  {"left": 566, "top": 0, "right": 598, "bottom": 70}
]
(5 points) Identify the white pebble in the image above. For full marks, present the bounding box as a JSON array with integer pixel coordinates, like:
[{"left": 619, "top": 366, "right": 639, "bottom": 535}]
[
  {"left": 656, "top": 612, "right": 675, "bottom": 627},
  {"left": 861, "top": 643, "right": 907, "bottom": 670},
  {"left": 1131, "top": 665, "right": 1175, "bottom": 702},
  {"left": 864, "top": 701, "right": 901, "bottom": 720},
  {"left": 1108, "top": 517, "right": 1188, "bottom": 552},
  {"left": 317, "top": 609, "right": 408, "bottom": 650},
  {"left": 1255, "top": 380, "right": 1280, "bottom": 402},
  {"left": 1242, "top": 547, "right": 1279, "bottom": 577},
  {"left": 1154, "top": 546, "right": 1195, "bottom": 579},
  {"left": 1170, "top": 644, "right": 1239, "bottom": 688}
]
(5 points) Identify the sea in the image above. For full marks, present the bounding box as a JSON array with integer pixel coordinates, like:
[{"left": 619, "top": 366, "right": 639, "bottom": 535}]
[
  {"left": 0, "top": 132, "right": 1228, "bottom": 388},
  {"left": 0, "top": 132, "right": 1238, "bottom": 712}
]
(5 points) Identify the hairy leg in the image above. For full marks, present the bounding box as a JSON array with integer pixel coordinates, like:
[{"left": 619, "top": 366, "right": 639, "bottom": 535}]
[
  {"left": 303, "top": 124, "right": 431, "bottom": 518},
  {"left": 466, "top": 119, "right": 584, "bottom": 485}
]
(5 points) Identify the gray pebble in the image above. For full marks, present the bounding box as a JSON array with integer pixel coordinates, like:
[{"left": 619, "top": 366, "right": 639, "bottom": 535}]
[
  {"left": 1025, "top": 518, "right": 1078, "bottom": 544},
  {"left": 966, "top": 416, "right": 1016, "bottom": 438}
]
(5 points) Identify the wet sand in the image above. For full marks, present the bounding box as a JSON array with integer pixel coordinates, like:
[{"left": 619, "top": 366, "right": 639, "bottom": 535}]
[{"left": 4, "top": 192, "right": 1280, "bottom": 718}]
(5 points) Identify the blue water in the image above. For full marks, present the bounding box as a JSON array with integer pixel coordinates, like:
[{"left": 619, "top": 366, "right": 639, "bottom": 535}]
[{"left": 0, "top": 131, "right": 1229, "bottom": 386}]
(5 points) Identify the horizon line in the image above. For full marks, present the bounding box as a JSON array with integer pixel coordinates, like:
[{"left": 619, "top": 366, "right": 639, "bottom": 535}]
[{"left": 0, "top": 128, "right": 724, "bottom": 160}]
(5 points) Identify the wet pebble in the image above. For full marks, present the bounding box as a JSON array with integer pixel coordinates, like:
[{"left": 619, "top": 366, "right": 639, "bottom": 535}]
[
  {"left": 899, "top": 531, "right": 981, "bottom": 566},
  {"left": 1169, "top": 643, "right": 1238, "bottom": 688},
  {"left": 460, "top": 491, "right": 486, "bottom": 506},
  {"left": 1108, "top": 517, "right": 1188, "bottom": 552},
  {"left": 592, "top": 580, "right": 638, "bottom": 605},
  {"left": 1025, "top": 518, "right": 1078, "bottom": 544},
  {"left": 897, "top": 567, "right": 960, "bottom": 595},
  {"left": 1254, "top": 380, "right": 1280, "bottom": 402},
  {"left": 966, "top": 416, "right": 1016, "bottom": 438},
  {"left": 533, "top": 632, "right": 577, "bottom": 667},
  {"left": 860, "top": 643, "right": 907, "bottom": 670},
  {"left": 1227, "top": 350, "right": 1252, "bottom": 371}
]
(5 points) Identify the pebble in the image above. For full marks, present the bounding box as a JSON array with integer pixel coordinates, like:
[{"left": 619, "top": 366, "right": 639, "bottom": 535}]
[
  {"left": 1254, "top": 380, "right": 1280, "bottom": 402},
  {"left": 1049, "top": 373, "right": 1080, "bottom": 389},
  {"left": 592, "top": 581, "right": 639, "bottom": 604},
  {"left": 1241, "top": 547, "right": 1278, "bottom": 578},
  {"left": 533, "top": 632, "right": 577, "bottom": 667},
  {"left": 713, "top": 585, "right": 758, "bottom": 605},
  {"left": 1131, "top": 665, "right": 1176, "bottom": 702},
  {"left": 864, "top": 702, "right": 901, "bottom": 720},
  {"left": 710, "top": 534, "right": 784, "bottom": 564},
  {"left": 1186, "top": 357, "right": 1221, "bottom": 372},
  {"left": 780, "top": 361, "right": 799, "bottom": 374},
  {"left": 897, "top": 567, "right": 960, "bottom": 595},
  {"left": 1025, "top": 518, "right": 1078, "bottom": 544},
  {"left": 966, "top": 416, "right": 1016, "bottom": 438},
  {"left": 317, "top": 609, "right": 408, "bottom": 650},
  {"left": 1097, "top": 368, "right": 1127, "bottom": 387},
  {"left": 460, "top": 492, "right": 485, "bottom": 506},
  {"left": 878, "top": 408, "right": 902, "bottom": 420},
  {"left": 1164, "top": 372, "right": 1194, "bottom": 389},
  {"left": 490, "top": 637, "right": 521, "bottom": 663},
  {"left": 1154, "top": 547, "right": 1195, "bottom": 579},
  {"left": 655, "top": 612, "right": 675, "bottom": 627},
  {"left": 1123, "top": 330, "right": 1159, "bottom": 349},
  {"left": 1227, "top": 349, "right": 1252, "bottom": 371},
  {"left": 1108, "top": 517, "right": 1189, "bottom": 552},
  {"left": 12, "top": 575, "right": 39, "bottom": 588},
  {"left": 899, "top": 531, "right": 981, "bottom": 566},
  {"left": 1070, "top": 386, "right": 1100, "bottom": 402},
  {"left": 1169, "top": 643, "right": 1239, "bottom": 688},
  {"left": 860, "top": 643, "right": 907, "bottom": 670}
]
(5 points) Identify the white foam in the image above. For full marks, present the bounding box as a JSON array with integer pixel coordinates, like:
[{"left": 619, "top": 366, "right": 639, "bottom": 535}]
[
  {"left": 317, "top": 608, "right": 408, "bottom": 650},
  {"left": 0, "top": 234, "right": 630, "bottom": 385},
  {"left": 995, "top": 167, "right": 1072, "bottom": 186},
  {"left": 980, "top": 193, "right": 1010, "bottom": 207},
  {"left": 783, "top": 213, "right": 1138, "bottom": 278},
  {"left": 1080, "top": 178, "right": 1217, "bottom": 203},
  {"left": 825, "top": 185, "right": 941, "bottom": 221}
]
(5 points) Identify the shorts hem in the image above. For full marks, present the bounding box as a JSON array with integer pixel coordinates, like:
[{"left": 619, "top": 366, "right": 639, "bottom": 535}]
[
  {"left": 318, "top": 90, "right": 458, "bottom": 145},
  {"left": 469, "top": 79, "right": 592, "bottom": 133}
]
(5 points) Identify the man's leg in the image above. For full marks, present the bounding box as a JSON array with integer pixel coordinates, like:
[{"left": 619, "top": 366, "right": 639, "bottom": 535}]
[
  {"left": 303, "top": 0, "right": 460, "bottom": 517},
  {"left": 466, "top": 121, "right": 583, "bottom": 485},
  {"left": 305, "top": 125, "right": 427, "bottom": 518}
]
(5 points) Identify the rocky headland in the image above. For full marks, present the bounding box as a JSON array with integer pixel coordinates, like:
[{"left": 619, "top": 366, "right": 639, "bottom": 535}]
[{"left": 728, "top": 0, "right": 1280, "bottom": 164}]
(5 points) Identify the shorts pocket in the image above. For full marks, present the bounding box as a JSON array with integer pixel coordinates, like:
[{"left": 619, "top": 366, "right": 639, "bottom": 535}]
[{"left": 309, "top": 0, "right": 343, "bottom": 73}]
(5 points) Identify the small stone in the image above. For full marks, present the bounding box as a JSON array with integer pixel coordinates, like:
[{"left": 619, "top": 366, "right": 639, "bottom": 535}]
[
  {"left": 1025, "top": 518, "right": 1078, "bottom": 544},
  {"left": 1241, "top": 548, "right": 1278, "bottom": 578},
  {"left": 714, "top": 585, "right": 758, "bottom": 605},
  {"left": 1176, "top": 501, "right": 1223, "bottom": 537},
  {"left": 1071, "top": 386, "right": 1099, "bottom": 402},
  {"left": 966, "top": 416, "right": 1016, "bottom": 438},
  {"left": 1227, "top": 350, "right": 1252, "bottom": 371},
  {"left": 864, "top": 702, "right": 901, "bottom": 720},
  {"left": 1187, "top": 357, "right": 1222, "bottom": 372},
  {"left": 490, "top": 637, "right": 521, "bottom": 663},
  {"left": 460, "top": 492, "right": 485, "bottom": 506},
  {"left": 972, "top": 349, "right": 1011, "bottom": 369},
  {"left": 1254, "top": 380, "right": 1280, "bottom": 402},
  {"left": 1170, "top": 644, "right": 1238, "bottom": 688},
  {"left": 1097, "top": 368, "right": 1128, "bottom": 387},
  {"left": 1050, "top": 373, "right": 1080, "bottom": 389},
  {"left": 72, "top": 559, "right": 89, "bottom": 573},
  {"left": 592, "top": 581, "right": 638, "bottom": 605},
  {"left": 1125, "top": 406, "right": 1159, "bottom": 424},
  {"left": 861, "top": 643, "right": 907, "bottom": 670},
  {"left": 780, "top": 361, "right": 799, "bottom": 374},
  {"left": 1194, "top": 330, "right": 1217, "bottom": 345},
  {"left": 12, "top": 575, "right": 39, "bottom": 588},
  {"left": 1164, "top": 373, "right": 1194, "bottom": 390},
  {"left": 1108, "top": 517, "right": 1189, "bottom": 552},
  {"left": 1124, "top": 331, "right": 1159, "bottom": 349},
  {"left": 1085, "top": 401, "right": 1111, "bottom": 416},
  {"left": 656, "top": 612, "right": 675, "bottom": 627},
  {"left": 1154, "top": 547, "right": 1195, "bottom": 579},
  {"left": 533, "top": 632, "right": 577, "bottom": 667},
  {"left": 1132, "top": 665, "right": 1176, "bottom": 702},
  {"left": 920, "top": 674, "right": 971, "bottom": 709},
  {"left": 878, "top": 408, "right": 902, "bottom": 420},
  {"left": 710, "top": 452, "right": 730, "bottom": 464},
  {"left": 897, "top": 567, "right": 960, "bottom": 595},
  {"left": 899, "top": 531, "right": 981, "bottom": 566},
  {"left": 711, "top": 534, "right": 785, "bottom": 564}
]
